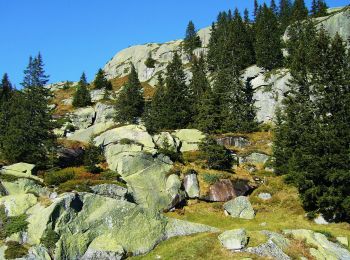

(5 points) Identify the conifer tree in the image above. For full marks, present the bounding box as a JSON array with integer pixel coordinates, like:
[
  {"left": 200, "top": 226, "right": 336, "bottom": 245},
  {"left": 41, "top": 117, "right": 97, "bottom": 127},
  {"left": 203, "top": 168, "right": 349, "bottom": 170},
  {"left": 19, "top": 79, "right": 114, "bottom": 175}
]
[
  {"left": 93, "top": 69, "right": 112, "bottom": 90},
  {"left": 0, "top": 73, "right": 13, "bottom": 103},
  {"left": 161, "top": 52, "right": 191, "bottom": 129},
  {"left": 311, "top": 0, "right": 328, "bottom": 17},
  {"left": 244, "top": 8, "right": 250, "bottom": 23},
  {"left": 144, "top": 73, "right": 168, "bottom": 133},
  {"left": 188, "top": 54, "right": 210, "bottom": 119},
  {"left": 183, "top": 21, "right": 202, "bottom": 57},
  {"left": 72, "top": 72, "right": 92, "bottom": 108},
  {"left": 114, "top": 64, "right": 144, "bottom": 124},
  {"left": 278, "top": 0, "right": 292, "bottom": 31},
  {"left": 254, "top": 0, "right": 259, "bottom": 20},
  {"left": 255, "top": 4, "right": 283, "bottom": 70},
  {"left": 0, "top": 54, "right": 55, "bottom": 166},
  {"left": 292, "top": 0, "right": 308, "bottom": 21},
  {"left": 270, "top": 0, "right": 278, "bottom": 15}
]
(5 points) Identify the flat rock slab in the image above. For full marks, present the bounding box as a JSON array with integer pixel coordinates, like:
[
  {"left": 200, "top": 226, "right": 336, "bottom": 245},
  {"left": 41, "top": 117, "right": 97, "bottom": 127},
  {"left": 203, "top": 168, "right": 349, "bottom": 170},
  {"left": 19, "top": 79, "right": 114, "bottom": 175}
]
[{"left": 218, "top": 229, "right": 248, "bottom": 250}]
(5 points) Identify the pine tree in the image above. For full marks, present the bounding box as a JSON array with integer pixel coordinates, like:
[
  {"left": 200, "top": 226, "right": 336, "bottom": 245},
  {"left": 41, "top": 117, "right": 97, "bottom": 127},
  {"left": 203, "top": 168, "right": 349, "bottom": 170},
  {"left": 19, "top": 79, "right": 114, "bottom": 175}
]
[
  {"left": 311, "top": 0, "right": 328, "bottom": 17},
  {"left": 255, "top": 4, "right": 283, "bottom": 70},
  {"left": 292, "top": 0, "right": 308, "bottom": 21},
  {"left": 114, "top": 64, "right": 144, "bottom": 124},
  {"left": 0, "top": 54, "right": 55, "bottom": 166},
  {"left": 279, "top": 0, "right": 292, "bottom": 31},
  {"left": 244, "top": 8, "right": 250, "bottom": 23},
  {"left": 183, "top": 21, "right": 202, "bottom": 57},
  {"left": 270, "top": 0, "right": 278, "bottom": 15},
  {"left": 72, "top": 72, "right": 92, "bottom": 108},
  {"left": 93, "top": 69, "right": 112, "bottom": 90},
  {"left": 188, "top": 54, "right": 210, "bottom": 120},
  {"left": 254, "top": 0, "right": 259, "bottom": 20},
  {"left": 0, "top": 73, "right": 13, "bottom": 103},
  {"left": 144, "top": 73, "right": 169, "bottom": 133},
  {"left": 161, "top": 52, "right": 191, "bottom": 129}
]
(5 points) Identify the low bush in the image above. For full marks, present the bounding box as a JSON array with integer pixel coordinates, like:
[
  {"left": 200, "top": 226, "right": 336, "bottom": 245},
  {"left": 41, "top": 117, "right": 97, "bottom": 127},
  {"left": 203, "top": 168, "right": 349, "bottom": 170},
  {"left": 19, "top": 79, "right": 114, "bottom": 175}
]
[
  {"left": 44, "top": 169, "right": 74, "bottom": 186},
  {"left": 100, "top": 170, "right": 122, "bottom": 180},
  {"left": 0, "top": 206, "right": 29, "bottom": 239},
  {"left": 119, "top": 138, "right": 136, "bottom": 145},
  {"left": 40, "top": 229, "right": 60, "bottom": 251},
  {"left": 5, "top": 241, "right": 28, "bottom": 259},
  {"left": 83, "top": 143, "right": 104, "bottom": 174},
  {"left": 201, "top": 173, "right": 220, "bottom": 185},
  {"left": 58, "top": 180, "right": 92, "bottom": 193}
]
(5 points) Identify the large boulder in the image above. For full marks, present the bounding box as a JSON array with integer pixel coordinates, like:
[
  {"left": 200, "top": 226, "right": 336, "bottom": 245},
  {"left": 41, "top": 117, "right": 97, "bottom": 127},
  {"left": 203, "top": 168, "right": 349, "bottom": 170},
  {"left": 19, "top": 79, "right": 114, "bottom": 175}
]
[
  {"left": 218, "top": 229, "right": 248, "bottom": 250},
  {"left": 183, "top": 172, "right": 200, "bottom": 199},
  {"left": 94, "top": 125, "right": 155, "bottom": 150},
  {"left": 153, "top": 132, "right": 180, "bottom": 152},
  {"left": 70, "top": 106, "right": 95, "bottom": 130},
  {"left": 245, "top": 240, "right": 290, "bottom": 260},
  {"left": 1, "top": 163, "right": 37, "bottom": 179},
  {"left": 57, "top": 146, "right": 84, "bottom": 167},
  {"left": 216, "top": 136, "right": 250, "bottom": 148},
  {"left": 172, "top": 129, "right": 205, "bottom": 152},
  {"left": 208, "top": 179, "right": 252, "bottom": 202},
  {"left": 94, "top": 102, "right": 115, "bottom": 124},
  {"left": 283, "top": 229, "right": 350, "bottom": 260},
  {"left": 1, "top": 178, "right": 48, "bottom": 197},
  {"left": 242, "top": 152, "right": 270, "bottom": 165},
  {"left": 224, "top": 196, "right": 255, "bottom": 220},
  {"left": 0, "top": 193, "right": 37, "bottom": 216},
  {"left": 68, "top": 122, "right": 115, "bottom": 143}
]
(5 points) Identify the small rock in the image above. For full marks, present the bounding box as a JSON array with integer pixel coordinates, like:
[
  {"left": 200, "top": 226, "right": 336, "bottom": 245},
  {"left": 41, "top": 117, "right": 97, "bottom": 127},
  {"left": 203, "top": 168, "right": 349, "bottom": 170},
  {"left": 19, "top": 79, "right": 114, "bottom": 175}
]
[
  {"left": 49, "top": 192, "right": 58, "bottom": 200},
  {"left": 245, "top": 240, "right": 290, "bottom": 260},
  {"left": 183, "top": 172, "right": 200, "bottom": 199},
  {"left": 258, "top": 193, "right": 272, "bottom": 201},
  {"left": 260, "top": 222, "right": 267, "bottom": 227},
  {"left": 218, "top": 229, "right": 248, "bottom": 250},
  {"left": 314, "top": 214, "right": 329, "bottom": 225},
  {"left": 243, "top": 153, "right": 270, "bottom": 164},
  {"left": 224, "top": 196, "right": 255, "bottom": 220}
]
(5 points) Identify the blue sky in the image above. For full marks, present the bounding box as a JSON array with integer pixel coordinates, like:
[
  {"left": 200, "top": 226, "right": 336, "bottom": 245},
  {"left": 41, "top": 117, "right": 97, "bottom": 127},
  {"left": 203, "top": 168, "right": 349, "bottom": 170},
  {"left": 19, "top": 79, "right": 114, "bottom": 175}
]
[{"left": 0, "top": 0, "right": 347, "bottom": 87}]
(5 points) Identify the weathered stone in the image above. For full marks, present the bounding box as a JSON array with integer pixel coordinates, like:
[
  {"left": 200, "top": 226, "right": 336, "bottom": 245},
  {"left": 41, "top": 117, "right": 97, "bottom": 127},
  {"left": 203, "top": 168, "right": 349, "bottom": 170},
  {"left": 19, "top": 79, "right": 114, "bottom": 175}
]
[
  {"left": 208, "top": 179, "right": 252, "bottom": 202},
  {"left": 183, "top": 173, "right": 200, "bottom": 198},
  {"left": 261, "top": 230, "right": 290, "bottom": 249},
  {"left": 283, "top": 229, "right": 350, "bottom": 260},
  {"left": 165, "top": 218, "right": 219, "bottom": 239},
  {"left": 70, "top": 106, "right": 95, "bottom": 130},
  {"left": 218, "top": 229, "right": 248, "bottom": 250},
  {"left": 166, "top": 174, "right": 185, "bottom": 210},
  {"left": 314, "top": 214, "right": 329, "bottom": 225},
  {"left": 25, "top": 245, "right": 51, "bottom": 260},
  {"left": 0, "top": 194, "right": 37, "bottom": 216},
  {"left": 91, "top": 184, "right": 127, "bottom": 200},
  {"left": 90, "top": 89, "right": 106, "bottom": 103},
  {"left": 258, "top": 193, "right": 272, "bottom": 201},
  {"left": 172, "top": 129, "right": 205, "bottom": 152},
  {"left": 336, "top": 236, "right": 348, "bottom": 247},
  {"left": 216, "top": 136, "right": 250, "bottom": 148},
  {"left": 245, "top": 240, "right": 291, "bottom": 260},
  {"left": 224, "top": 196, "right": 255, "bottom": 220},
  {"left": 94, "top": 102, "right": 115, "bottom": 124},
  {"left": 57, "top": 146, "right": 84, "bottom": 168},
  {"left": 104, "top": 145, "right": 144, "bottom": 173}
]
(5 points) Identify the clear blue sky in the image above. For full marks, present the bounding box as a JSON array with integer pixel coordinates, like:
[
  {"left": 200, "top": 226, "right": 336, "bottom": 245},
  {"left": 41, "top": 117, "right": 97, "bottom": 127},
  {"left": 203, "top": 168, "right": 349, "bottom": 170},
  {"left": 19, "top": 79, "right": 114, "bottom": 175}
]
[{"left": 0, "top": 0, "right": 347, "bottom": 87}]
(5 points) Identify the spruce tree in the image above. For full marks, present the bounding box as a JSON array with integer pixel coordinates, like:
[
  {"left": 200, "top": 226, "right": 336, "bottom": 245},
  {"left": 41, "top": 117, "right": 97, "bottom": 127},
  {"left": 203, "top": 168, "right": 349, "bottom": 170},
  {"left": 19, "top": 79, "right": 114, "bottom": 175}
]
[
  {"left": 183, "top": 21, "right": 202, "bottom": 57},
  {"left": 278, "top": 0, "right": 292, "bottom": 32},
  {"left": 255, "top": 4, "right": 283, "bottom": 70},
  {"left": 161, "top": 52, "right": 191, "bottom": 129},
  {"left": 0, "top": 73, "right": 13, "bottom": 103},
  {"left": 93, "top": 69, "right": 112, "bottom": 90},
  {"left": 199, "top": 137, "right": 233, "bottom": 170},
  {"left": 244, "top": 8, "right": 250, "bottom": 23},
  {"left": 0, "top": 54, "right": 55, "bottom": 166},
  {"left": 254, "top": 0, "right": 259, "bottom": 20},
  {"left": 188, "top": 54, "right": 210, "bottom": 120},
  {"left": 292, "top": 0, "right": 308, "bottom": 21},
  {"left": 144, "top": 73, "right": 168, "bottom": 133},
  {"left": 114, "top": 64, "right": 144, "bottom": 124},
  {"left": 270, "top": 0, "right": 278, "bottom": 15},
  {"left": 72, "top": 72, "right": 92, "bottom": 108}
]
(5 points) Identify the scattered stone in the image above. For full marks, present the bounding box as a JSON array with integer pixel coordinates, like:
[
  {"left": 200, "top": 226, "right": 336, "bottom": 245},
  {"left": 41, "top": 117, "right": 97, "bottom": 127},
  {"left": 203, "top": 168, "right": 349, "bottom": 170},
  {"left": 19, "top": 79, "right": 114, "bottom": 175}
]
[
  {"left": 258, "top": 193, "right": 272, "bottom": 201},
  {"left": 215, "top": 136, "right": 250, "bottom": 148},
  {"left": 208, "top": 179, "right": 252, "bottom": 202},
  {"left": 91, "top": 184, "right": 127, "bottom": 200},
  {"left": 242, "top": 153, "right": 270, "bottom": 164},
  {"left": 261, "top": 231, "right": 290, "bottom": 249},
  {"left": 314, "top": 214, "right": 329, "bottom": 225},
  {"left": 245, "top": 240, "right": 290, "bottom": 260},
  {"left": 165, "top": 218, "right": 219, "bottom": 239},
  {"left": 224, "top": 196, "right": 255, "bottom": 220},
  {"left": 283, "top": 229, "right": 350, "bottom": 260},
  {"left": 218, "top": 229, "right": 248, "bottom": 250},
  {"left": 183, "top": 172, "right": 200, "bottom": 199}
]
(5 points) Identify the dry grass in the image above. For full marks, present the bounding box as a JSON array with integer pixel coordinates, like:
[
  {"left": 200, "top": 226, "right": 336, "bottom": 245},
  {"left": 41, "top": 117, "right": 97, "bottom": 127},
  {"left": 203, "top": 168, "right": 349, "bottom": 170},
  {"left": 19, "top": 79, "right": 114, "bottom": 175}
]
[
  {"left": 285, "top": 239, "right": 317, "bottom": 260},
  {"left": 38, "top": 196, "right": 52, "bottom": 207},
  {"left": 110, "top": 76, "right": 155, "bottom": 100},
  {"left": 51, "top": 88, "right": 75, "bottom": 116},
  {"left": 57, "top": 138, "right": 87, "bottom": 149}
]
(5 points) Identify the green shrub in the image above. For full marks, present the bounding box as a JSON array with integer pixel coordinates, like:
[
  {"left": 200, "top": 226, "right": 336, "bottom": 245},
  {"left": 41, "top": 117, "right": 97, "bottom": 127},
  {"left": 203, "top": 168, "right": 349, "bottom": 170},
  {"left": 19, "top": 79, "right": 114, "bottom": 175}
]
[
  {"left": 100, "top": 170, "right": 122, "bottom": 180},
  {"left": 44, "top": 169, "right": 74, "bottom": 186},
  {"left": 315, "top": 230, "right": 337, "bottom": 242},
  {"left": 83, "top": 142, "right": 104, "bottom": 174},
  {"left": 0, "top": 174, "right": 19, "bottom": 182},
  {"left": 202, "top": 173, "right": 220, "bottom": 185},
  {"left": 0, "top": 212, "right": 29, "bottom": 238},
  {"left": 145, "top": 54, "right": 156, "bottom": 68},
  {"left": 119, "top": 138, "right": 136, "bottom": 145},
  {"left": 40, "top": 229, "right": 60, "bottom": 251},
  {"left": 5, "top": 241, "right": 28, "bottom": 259}
]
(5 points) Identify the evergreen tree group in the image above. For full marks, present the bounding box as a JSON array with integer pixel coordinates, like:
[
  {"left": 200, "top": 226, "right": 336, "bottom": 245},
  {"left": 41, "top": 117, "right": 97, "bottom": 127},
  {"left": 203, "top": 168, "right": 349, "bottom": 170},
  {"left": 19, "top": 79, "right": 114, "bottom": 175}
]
[
  {"left": 274, "top": 20, "right": 350, "bottom": 222},
  {"left": 115, "top": 64, "right": 144, "bottom": 124},
  {"left": 0, "top": 54, "right": 55, "bottom": 166},
  {"left": 72, "top": 73, "right": 92, "bottom": 108},
  {"left": 183, "top": 21, "right": 202, "bottom": 57}
]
